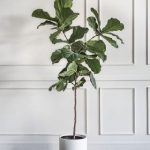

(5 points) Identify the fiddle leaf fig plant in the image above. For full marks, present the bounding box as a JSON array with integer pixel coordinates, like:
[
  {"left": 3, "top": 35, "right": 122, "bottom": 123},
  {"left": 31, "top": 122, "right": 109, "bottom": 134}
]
[{"left": 32, "top": 0, "right": 124, "bottom": 139}]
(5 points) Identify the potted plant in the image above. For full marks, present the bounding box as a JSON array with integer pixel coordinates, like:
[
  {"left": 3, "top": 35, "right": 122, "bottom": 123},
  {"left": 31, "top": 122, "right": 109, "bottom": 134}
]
[{"left": 32, "top": 0, "right": 124, "bottom": 150}]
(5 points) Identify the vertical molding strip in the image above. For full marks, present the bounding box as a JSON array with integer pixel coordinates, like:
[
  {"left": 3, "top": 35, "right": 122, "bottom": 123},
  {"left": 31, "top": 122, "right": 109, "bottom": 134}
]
[
  {"left": 146, "top": 0, "right": 149, "bottom": 65},
  {"left": 146, "top": 87, "right": 149, "bottom": 134}
]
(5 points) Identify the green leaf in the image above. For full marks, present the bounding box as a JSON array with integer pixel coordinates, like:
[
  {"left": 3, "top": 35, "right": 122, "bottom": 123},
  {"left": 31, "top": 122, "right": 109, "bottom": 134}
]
[
  {"left": 102, "top": 18, "right": 124, "bottom": 33},
  {"left": 67, "top": 61, "right": 77, "bottom": 72},
  {"left": 102, "top": 35, "right": 118, "bottom": 48},
  {"left": 63, "top": 0, "right": 73, "bottom": 8},
  {"left": 59, "top": 9, "right": 79, "bottom": 30},
  {"left": 85, "top": 59, "right": 101, "bottom": 74},
  {"left": 78, "top": 64, "right": 90, "bottom": 76},
  {"left": 51, "top": 47, "right": 84, "bottom": 64},
  {"left": 91, "top": 8, "right": 101, "bottom": 30},
  {"left": 69, "top": 26, "right": 89, "bottom": 43},
  {"left": 51, "top": 49, "right": 63, "bottom": 64},
  {"left": 49, "top": 83, "right": 57, "bottom": 91},
  {"left": 49, "top": 30, "right": 63, "bottom": 44},
  {"left": 87, "top": 40, "right": 106, "bottom": 54},
  {"left": 59, "top": 61, "right": 77, "bottom": 77},
  {"left": 87, "top": 17, "right": 99, "bottom": 33},
  {"left": 56, "top": 79, "right": 67, "bottom": 91},
  {"left": 61, "top": 48, "right": 83, "bottom": 62},
  {"left": 89, "top": 72, "right": 97, "bottom": 88},
  {"left": 97, "top": 53, "right": 107, "bottom": 62},
  {"left": 71, "top": 41, "right": 86, "bottom": 53},
  {"left": 32, "top": 9, "right": 57, "bottom": 22},
  {"left": 37, "top": 20, "right": 57, "bottom": 29},
  {"left": 105, "top": 33, "right": 124, "bottom": 44},
  {"left": 54, "top": 0, "right": 72, "bottom": 10},
  {"left": 74, "top": 77, "right": 86, "bottom": 89}
]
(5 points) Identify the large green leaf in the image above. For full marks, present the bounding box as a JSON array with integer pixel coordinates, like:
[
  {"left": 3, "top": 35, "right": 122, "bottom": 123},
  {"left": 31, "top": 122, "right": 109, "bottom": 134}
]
[
  {"left": 69, "top": 26, "right": 89, "bottom": 43},
  {"left": 51, "top": 47, "right": 84, "bottom": 64},
  {"left": 105, "top": 33, "right": 124, "bottom": 44},
  {"left": 85, "top": 59, "right": 101, "bottom": 74},
  {"left": 87, "top": 17, "right": 99, "bottom": 33},
  {"left": 59, "top": 61, "right": 77, "bottom": 77},
  {"left": 56, "top": 79, "right": 67, "bottom": 91},
  {"left": 102, "top": 18, "right": 124, "bottom": 33},
  {"left": 37, "top": 20, "right": 57, "bottom": 29},
  {"left": 50, "top": 30, "right": 65, "bottom": 44},
  {"left": 78, "top": 64, "right": 90, "bottom": 76},
  {"left": 59, "top": 9, "right": 79, "bottom": 30},
  {"left": 71, "top": 41, "right": 86, "bottom": 53},
  {"left": 87, "top": 40, "right": 106, "bottom": 54},
  {"left": 91, "top": 8, "right": 101, "bottom": 31},
  {"left": 32, "top": 9, "right": 57, "bottom": 22},
  {"left": 89, "top": 72, "right": 97, "bottom": 88},
  {"left": 102, "top": 35, "right": 118, "bottom": 48},
  {"left": 51, "top": 49, "right": 63, "bottom": 64},
  {"left": 61, "top": 48, "right": 83, "bottom": 62},
  {"left": 54, "top": 0, "right": 72, "bottom": 11}
]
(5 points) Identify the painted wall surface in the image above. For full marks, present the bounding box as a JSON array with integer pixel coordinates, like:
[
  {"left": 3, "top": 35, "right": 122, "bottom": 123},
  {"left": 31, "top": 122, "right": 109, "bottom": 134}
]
[{"left": 0, "top": 0, "right": 150, "bottom": 149}]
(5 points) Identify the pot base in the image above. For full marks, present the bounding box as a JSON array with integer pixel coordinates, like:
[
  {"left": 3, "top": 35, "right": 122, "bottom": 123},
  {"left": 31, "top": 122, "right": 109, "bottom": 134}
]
[{"left": 59, "top": 135, "right": 87, "bottom": 150}]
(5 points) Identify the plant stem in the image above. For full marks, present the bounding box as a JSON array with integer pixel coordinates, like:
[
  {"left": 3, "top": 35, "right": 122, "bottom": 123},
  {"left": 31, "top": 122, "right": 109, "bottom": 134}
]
[
  {"left": 73, "top": 77, "right": 77, "bottom": 139},
  {"left": 63, "top": 31, "right": 69, "bottom": 43}
]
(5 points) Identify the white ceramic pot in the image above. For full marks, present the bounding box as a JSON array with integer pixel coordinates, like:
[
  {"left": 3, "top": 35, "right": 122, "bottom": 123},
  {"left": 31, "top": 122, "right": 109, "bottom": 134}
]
[{"left": 59, "top": 135, "right": 87, "bottom": 150}]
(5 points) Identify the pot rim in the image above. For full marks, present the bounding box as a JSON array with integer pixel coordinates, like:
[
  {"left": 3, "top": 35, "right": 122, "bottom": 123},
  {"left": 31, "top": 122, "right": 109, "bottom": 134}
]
[{"left": 59, "top": 134, "right": 87, "bottom": 140}]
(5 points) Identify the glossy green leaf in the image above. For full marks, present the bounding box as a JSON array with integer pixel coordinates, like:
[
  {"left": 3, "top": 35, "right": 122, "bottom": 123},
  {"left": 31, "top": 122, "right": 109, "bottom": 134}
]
[
  {"left": 89, "top": 72, "right": 97, "bottom": 88},
  {"left": 51, "top": 49, "right": 63, "bottom": 64},
  {"left": 91, "top": 8, "right": 101, "bottom": 30},
  {"left": 78, "top": 64, "right": 90, "bottom": 76},
  {"left": 102, "top": 35, "right": 118, "bottom": 48},
  {"left": 102, "top": 18, "right": 124, "bottom": 33},
  {"left": 32, "top": 9, "right": 57, "bottom": 22},
  {"left": 59, "top": 9, "right": 79, "bottom": 30},
  {"left": 62, "top": 48, "right": 83, "bottom": 62},
  {"left": 106, "top": 33, "right": 124, "bottom": 44},
  {"left": 87, "top": 40, "right": 106, "bottom": 54},
  {"left": 54, "top": 0, "right": 72, "bottom": 10},
  {"left": 85, "top": 59, "right": 101, "bottom": 74},
  {"left": 71, "top": 41, "right": 86, "bottom": 53},
  {"left": 37, "top": 20, "right": 57, "bottom": 29},
  {"left": 87, "top": 17, "right": 99, "bottom": 33},
  {"left": 69, "top": 26, "right": 89, "bottom": 43},
  {"left": 49, "top": 30, "right": 63, "bottom": 44},
  {"left": 59, "top": 61, "right": 77, "bottom": 77},
  {"left": 56, "top": 79, "right": 67, "bottom": 91}
]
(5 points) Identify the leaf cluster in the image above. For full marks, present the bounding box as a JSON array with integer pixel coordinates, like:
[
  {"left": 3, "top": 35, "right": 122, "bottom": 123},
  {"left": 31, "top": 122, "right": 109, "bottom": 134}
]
[{"left": 32, "top": 0, "right": 124, "bottom": 91}]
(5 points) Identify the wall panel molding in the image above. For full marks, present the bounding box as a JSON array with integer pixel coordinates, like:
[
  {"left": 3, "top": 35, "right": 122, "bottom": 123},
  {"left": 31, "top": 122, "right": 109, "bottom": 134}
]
[{"left": 99, "top": 88, "right": 135, "bottom": 135}]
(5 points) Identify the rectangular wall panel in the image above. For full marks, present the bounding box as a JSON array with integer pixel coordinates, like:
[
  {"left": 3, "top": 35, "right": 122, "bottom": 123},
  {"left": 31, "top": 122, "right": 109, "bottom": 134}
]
[
  {"left": 147, "top": 87, "right": 150, "bottom": 134},
  {"left": 100, "top": 0, "right": 134, "bottom": 65},
  {"left": 0, "top": 88, "right": 86, "bottom": 135},
  {"left": 148, "top": 0, "right": 150, "bottom": 65},
  {"left": 99, "top": 88, "right": 135, "bottom": 135}
]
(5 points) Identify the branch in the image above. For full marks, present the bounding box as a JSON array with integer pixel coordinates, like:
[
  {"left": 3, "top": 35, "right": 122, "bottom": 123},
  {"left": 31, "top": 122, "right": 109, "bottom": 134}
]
[{"left": 63, "top": 31, "right": 69, "bottom": 43}]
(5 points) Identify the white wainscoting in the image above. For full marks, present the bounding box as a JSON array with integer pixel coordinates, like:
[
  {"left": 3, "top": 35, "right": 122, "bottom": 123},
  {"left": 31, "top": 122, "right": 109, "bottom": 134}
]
[{"left": 0, "top": 0, "right": 149, "bottom": 150}]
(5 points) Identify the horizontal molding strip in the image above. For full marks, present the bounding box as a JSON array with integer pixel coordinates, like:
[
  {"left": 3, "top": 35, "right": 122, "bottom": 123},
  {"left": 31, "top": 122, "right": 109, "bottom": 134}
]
[{"left": 0, "top": 66, "right": 150, "bottom": 81}]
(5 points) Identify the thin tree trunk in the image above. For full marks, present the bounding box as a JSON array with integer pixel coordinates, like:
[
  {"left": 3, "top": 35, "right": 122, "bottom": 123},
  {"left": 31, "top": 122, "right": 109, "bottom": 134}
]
[{"left": 73, "top": 78, "right": 77, "bottom": 139}]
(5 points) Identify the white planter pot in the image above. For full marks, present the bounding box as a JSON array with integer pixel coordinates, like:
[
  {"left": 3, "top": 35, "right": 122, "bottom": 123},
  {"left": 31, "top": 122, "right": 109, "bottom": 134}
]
[{"left": 59, "top": 135, "right": 87, "bottom": 150}]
